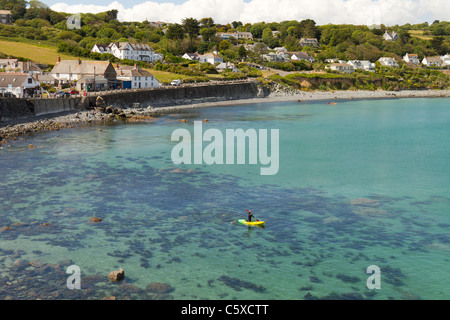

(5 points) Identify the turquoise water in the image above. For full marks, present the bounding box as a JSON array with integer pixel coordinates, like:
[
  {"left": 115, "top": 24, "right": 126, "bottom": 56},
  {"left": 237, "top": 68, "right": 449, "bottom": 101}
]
[{"left": 0, "top": 97, "right": 449, "bottom": 300}]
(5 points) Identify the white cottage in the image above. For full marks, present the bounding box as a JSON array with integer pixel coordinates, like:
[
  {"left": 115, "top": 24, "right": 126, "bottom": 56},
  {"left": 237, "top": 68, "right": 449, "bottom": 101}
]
[
  {"left": 347, "top": 60, "right": 376, "bottom": 72},
  {"left": 115, "top": 64, "right": 160, "bottom": 89},
  {"left": 422, "top": 56, "right": 443, "bottom": 67},
  {"left": 199, "top": 53, "right": 223, "bottom": 65},
  {"left": 0, "top": 72, "right": 39, "bottom": 97},
  {"left": 403, "top": 53, "right": 420, "bottom": 65},
  {"left": 377, "top": 57, "right": 399, "bottom": 67},
  {"left": 92, "top": 42, "right": 162, "bottom": 62}
]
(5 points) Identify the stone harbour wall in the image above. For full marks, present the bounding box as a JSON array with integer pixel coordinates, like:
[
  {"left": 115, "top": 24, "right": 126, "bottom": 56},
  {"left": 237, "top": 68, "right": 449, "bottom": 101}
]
[{"left": 0, "top": 81, "right": 264, "bottom": 119}]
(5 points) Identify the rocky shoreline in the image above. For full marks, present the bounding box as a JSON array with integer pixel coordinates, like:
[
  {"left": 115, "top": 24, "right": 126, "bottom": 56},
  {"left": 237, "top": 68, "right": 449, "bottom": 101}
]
[{"left": 1, "top": 88, "right": 450, "bottom": 146}]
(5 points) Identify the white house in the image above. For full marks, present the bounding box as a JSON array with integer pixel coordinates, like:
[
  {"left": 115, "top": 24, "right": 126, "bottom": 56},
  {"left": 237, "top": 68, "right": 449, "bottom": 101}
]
[
  {"left": 377, "top": 57, "right": 399, "bottom": 67},
  {"left": 115, "top": 64, "right": 160, "bottom": 89},
  {"left": 441, "top": 54, "right": 450, "bottom": 66},
  {"left": 216, "top": 62, "right": 239, "bottom": 73},
  {"left": 50, "top": 58, "right": 117, "bottom": 87},
  {"left": 403, "top": 53, "right": 420, "bottom": 65},
  {"left": 0, "top": 10, "right": 12, "bottom": 25},
  {"left": 290, "top": 52, "right": 315, "bottom": 62},
  {"left": 217, "top": 32, "right": 253, "bottom": 40},
  {"left": 263, "top": 52, "right": 285, "bottom": 62},
  {"left": 383, "top": 31, "right": 399, "bottom": 41},
  {"left": 34, "top": 74, "right": 56, "bottom": 85},
  {"left": 422, "top": 56, "right": 443, "bottom": 67},
  {"left": 92, "top": 42, "right": 162, "bottom": 62},
  {"left": 328, "top": 63, "right": 355, "bottom": 74},
  {"left": 182, "top": 53, "right": 200, "bottom": 61},
  {"left": 299, "top": 38, "right": 319, "bottom": 47},
  {"left": 347, "top": 60, "right": 375, "bottom": 72},
  {"left": 0, "top": 72, "right": 39, "bottom": 97},
  {"left": 91, "top": 44, "right": 109, "bottom": 54},
  {"left": 199, "top": 53, "right": 223, "bottom": 65}
]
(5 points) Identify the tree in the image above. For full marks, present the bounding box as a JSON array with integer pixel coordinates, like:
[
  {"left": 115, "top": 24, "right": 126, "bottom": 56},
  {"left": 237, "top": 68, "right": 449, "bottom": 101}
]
[
  {"left": 200, "top": 17, "right": 214, "bottom": 28},
  {"left": 219, "top": 40, "right": 231, "bottom": 51},
  {"left": 199, "top": 27, "right": 217, "bottom": 43},
  {"left": 238, "top": 45, "right": 247, "bottom": 60},
  {"left": 166, "top": 23, "right": 184, "bottom": 41},
  {"left": 182, "top": 17, "right": 200, "bottom": 51},
  {"left": 295, "top": 19, "right": 320, "bottom": 39}
]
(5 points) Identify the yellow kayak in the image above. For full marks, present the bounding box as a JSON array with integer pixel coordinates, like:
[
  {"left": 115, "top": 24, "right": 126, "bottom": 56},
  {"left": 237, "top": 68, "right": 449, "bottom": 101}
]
[{"left": 238, "top": 219, "right": 265, "bottom": 226}]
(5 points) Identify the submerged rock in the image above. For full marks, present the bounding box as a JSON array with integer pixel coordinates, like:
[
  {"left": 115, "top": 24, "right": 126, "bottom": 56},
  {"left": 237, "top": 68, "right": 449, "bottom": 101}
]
[
  {"left": 350, "top": 198, "right": 380, "bottom": 207},
  {"left": 108, "top": 268, "right": 125, "bottom": 282},
  {"left": 146, "top": 282, "right": 174, "bottom": 294}
]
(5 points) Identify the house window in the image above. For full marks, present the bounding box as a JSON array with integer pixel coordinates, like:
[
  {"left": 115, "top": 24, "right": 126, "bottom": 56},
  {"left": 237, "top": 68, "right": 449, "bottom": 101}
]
[{"left": 28, "top": 78, "right": 32, "bottom": 83}]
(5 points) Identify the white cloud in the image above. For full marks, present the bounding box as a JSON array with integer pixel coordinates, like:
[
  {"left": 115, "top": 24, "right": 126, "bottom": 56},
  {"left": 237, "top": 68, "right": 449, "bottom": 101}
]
[{"left": 50, "top": 0, "right": 450, "bottom": 25}]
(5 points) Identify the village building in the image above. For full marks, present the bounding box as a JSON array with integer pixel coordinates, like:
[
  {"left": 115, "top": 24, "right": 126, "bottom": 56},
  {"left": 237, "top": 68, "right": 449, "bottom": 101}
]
[
  {"left": 383, "top": 31, "right": 399, "bottom": 41},
  {"left": 50, "top": 57, "right": 117, "bottom": 90},
  {"left": 217, "top": 32, "right": 253, "bottom": 41},
  {"left": 0, "top": 10, "right": 12, "bottom": 24},
  {"left": 0, "top": 58, "right": 19, "bottom": 71},
  {"left": 441, "top": 54, "right": 450, "bottom": 66},
  {"left": 34, "top": 74, "right": 56, "bottom": 86},
  {"left": 328, "top": 63, "right": 355, "bottom": 74},
  {"left": 115, "top": 64, "right": 160, "bottom": 89},
  {"left": 0, "top": 72, "right": 39, "bottom": 97},
  {"left": 299, "top": 38, "right": 319, "bottom": 47},
  {"left": 403, "top": 53, "right": 420, "bottom": 65},
  {"left": 262, "top": 52, "right": 285, "bottom": 62},
  {"left": 347, "top": 60, "right": 376, "bottom": 72},
  {"left": 91, "top": 42, "right": 163, "bottom": 62},
  {"left": 182, "top": 53, "right": 200, "bottom": 61},
  {"left": 421, "top": 56, "right": 443, "bottom": 67},
  {"left": 199, "top": 53, "right": 223, "bottom": 65},
  {"left": 290, "top": 52, "right": 315, "bottom": 63},
  {"left": 216, "top": 62, "right": 239, "bottom": 73},
  {"left": 377, "top": 57, "right": 399, "bottom": 67}
]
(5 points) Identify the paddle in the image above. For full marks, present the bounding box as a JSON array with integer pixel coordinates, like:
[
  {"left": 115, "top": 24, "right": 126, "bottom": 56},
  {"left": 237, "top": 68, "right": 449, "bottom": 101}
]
[{"left": 246, "top": 209, "right": 259, "bottom": 221}]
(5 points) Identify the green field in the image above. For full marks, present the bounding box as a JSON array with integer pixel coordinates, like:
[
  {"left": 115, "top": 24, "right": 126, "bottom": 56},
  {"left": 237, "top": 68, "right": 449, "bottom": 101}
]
[
  {"left": 0, "top": 39, "right": 79, "bottom": 65},
  {"left": 0, "top": 39, "right": 224, "bottom": 83}
]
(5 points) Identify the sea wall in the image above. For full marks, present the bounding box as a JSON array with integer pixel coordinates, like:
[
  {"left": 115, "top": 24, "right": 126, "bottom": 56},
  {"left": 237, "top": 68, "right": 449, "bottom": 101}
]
[
  {"left": 86, "top": 81, "right": 262, "bottom": 109},
  {"left": 0, "top": 98, "right": 34, "bottom": 118},
  {"left": 0, "top": 81, "right": 264, "bottom": 119}
]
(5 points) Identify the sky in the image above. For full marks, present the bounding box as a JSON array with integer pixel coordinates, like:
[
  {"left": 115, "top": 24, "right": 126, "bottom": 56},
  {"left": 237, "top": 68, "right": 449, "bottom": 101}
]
[{"left": 44, "top": 0, "right": 450, "bottom": 26}]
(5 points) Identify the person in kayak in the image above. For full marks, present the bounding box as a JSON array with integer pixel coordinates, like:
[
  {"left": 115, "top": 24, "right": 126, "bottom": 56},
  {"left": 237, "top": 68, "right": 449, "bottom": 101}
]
[{"left": 247, "top": 210, "right": 255, "bottom": 222}]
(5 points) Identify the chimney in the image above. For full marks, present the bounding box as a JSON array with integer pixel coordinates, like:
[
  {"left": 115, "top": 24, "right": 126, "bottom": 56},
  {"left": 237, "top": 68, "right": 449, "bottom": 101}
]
[
  {"left": 134, "top": 63, "right": 138, "bottom": 70},
  {"left": 116, "top": 63, "right": 119, "bottom": 69},
  {"left": 56, "top": 56, "right": 61, "bottom": 63}
]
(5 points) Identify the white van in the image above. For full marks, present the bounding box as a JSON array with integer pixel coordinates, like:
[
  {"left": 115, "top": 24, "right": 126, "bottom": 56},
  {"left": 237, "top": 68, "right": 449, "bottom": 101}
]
[{"left": 170, "top": 79, "right": 181, "bottom": 86}]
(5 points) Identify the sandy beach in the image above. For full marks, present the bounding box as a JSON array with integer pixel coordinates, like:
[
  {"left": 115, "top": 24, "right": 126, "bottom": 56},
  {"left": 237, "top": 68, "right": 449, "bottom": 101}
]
[{"left": 1, "top": 88, "right": 450, "bottom": 145}]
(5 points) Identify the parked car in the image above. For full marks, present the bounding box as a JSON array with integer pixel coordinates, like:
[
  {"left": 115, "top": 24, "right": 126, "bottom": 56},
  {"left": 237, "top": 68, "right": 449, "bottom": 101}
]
[
  {"left": 0, "top": 91, "right": 16, "bottom": 98},
  {"left": 69, "top": 89, "right": 79, "bottom": 95},
  {"left": 56, "top": 90, "right": 70, "bottom": 98},
  {"left": 170, "top": 79, "right": 181, "bottom": 86}
]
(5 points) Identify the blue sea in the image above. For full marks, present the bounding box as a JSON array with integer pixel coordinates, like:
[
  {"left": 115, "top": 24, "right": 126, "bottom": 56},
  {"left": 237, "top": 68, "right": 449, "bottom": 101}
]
[{"left": 0, "top": 97, "right": 449, "bottom": 300}]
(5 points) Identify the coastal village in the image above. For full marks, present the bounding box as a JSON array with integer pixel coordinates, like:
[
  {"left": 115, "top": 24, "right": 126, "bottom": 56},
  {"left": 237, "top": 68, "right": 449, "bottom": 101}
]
[
  {"left": 0, "top": 5, "right": 449, "bottom": 99},
  {"left": 1, "top": 1, "right": 450, "bottom": 303}
]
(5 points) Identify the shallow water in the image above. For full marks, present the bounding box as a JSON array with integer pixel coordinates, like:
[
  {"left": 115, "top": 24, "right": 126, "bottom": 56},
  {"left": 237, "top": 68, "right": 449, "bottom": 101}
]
[{"left": 0, "top": 97, "right": 449, "bottom": 300}]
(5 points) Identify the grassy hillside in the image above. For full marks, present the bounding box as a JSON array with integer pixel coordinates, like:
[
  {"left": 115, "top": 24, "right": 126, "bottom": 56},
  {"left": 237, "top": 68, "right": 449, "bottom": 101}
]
[{"left": 0, "top": 39, "right": 77, "bottom": 65}]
